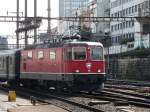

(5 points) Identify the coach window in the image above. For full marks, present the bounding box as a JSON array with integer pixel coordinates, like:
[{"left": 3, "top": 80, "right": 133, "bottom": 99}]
[
  {"left": 49, "top": 51, "right": 56, "bottom": 60},
  {"left": 9, "top": 57, "right": 13, "bottom": 64},
  {"left": 91, "top": 47, "right": 103, "bottom": 60},
  {"left": 37, "top": 51, "right": 44, "bottom": 59},
  {"left": 2, "top": 57, "right": 4, "bottom": 68},
  {"left": 73, "top": 47, "right": 86, "bottom": 60},
  {"left": 27, "top": 51, "right": 32, "bottom": 60}
]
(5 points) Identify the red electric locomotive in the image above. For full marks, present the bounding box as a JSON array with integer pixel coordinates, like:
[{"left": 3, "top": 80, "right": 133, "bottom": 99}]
[{"left": 20, "top": 39, "right": 105, "bottom": 92}]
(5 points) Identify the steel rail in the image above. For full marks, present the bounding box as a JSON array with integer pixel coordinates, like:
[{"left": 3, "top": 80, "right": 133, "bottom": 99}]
[
  {"left": 79, "top": 91, "right": 150, "bottom": 108},
  {"left": 0, "top": 85, "right": 105, "bottom": 112},
  {"left": 20, "top": 88, "right": 105, "bottom": 112},
  {"left": 104, "top": 88, "right": 150, "bottom": 99}
]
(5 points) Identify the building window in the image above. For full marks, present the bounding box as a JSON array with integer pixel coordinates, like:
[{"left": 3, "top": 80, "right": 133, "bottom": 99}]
[
  {"left": 126, "top": 21, "right": 129, "bottom": 28},
  {"left": 132, "top": 6, "right": 134, "bottom": 13},
  {"left": 49, "top": 51, "right": 56, "bottom": 60},
  {"left": 111, "top": 26, "right": 114, "bottom": 31},
  {"left": 123, "top": 9, "right": 125, "bottom": 16},
  {"left": 131, "top": 33, "right": 134, "bottom": 38},
  {"left": 118, "top": 24, "right": 120, "bottom": 30},
  {"left": 135, "top": 5, "right": 137, "bottom": 12},
  {"left": 120, "top": 23, "right": 123, "bottom": 29},
  {"left": 27, "top": 51, "right": 32, "bottom": 59},
  {"left": 129, "top": 7, "right": 132, "bottom": 14},
  {"left": 123, "top": 22, "right": 125, "bottom": 29},
  {"left": 126, "top": 8, "right": 129, "bottom": 15},
  {"left": 37, "top": 51, "right": 44, "bottom": 59}
]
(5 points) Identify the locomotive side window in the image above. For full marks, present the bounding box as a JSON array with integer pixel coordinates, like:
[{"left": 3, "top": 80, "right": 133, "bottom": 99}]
[
  {"left": 73, "top": 47, "right": 86, "bottom": 60},
  {"left": 27, "top": 51, "right": 32, "bottom": 59},
  {"left": 49, "top": 51, "right": 56, "bottom": 60},
  {"left": 90, "top": 47, "right": 103, "bottom": 60},
  {"left": 37, "top": 51, "right": 44, "bottom": 59}
]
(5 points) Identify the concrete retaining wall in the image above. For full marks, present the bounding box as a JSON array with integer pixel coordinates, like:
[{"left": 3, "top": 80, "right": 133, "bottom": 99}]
[{"left": 108, "top": 58, "right": 150, "bottom": 81}]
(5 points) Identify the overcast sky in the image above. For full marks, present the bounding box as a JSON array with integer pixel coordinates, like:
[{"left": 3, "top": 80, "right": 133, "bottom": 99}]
[{"left": 0, "top": 0, "right": 58, "bottom": 44}]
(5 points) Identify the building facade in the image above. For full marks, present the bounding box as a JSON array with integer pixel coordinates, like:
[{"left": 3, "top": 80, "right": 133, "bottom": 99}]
[
  {"left": 96, "top": 0, "right": 110, "bottom": 33},
  {"left": 110, "top": 0, "right": 150, "bottom": 51},
  {"left": 58, "top": 0, "right": 89, "bottom": 34}
]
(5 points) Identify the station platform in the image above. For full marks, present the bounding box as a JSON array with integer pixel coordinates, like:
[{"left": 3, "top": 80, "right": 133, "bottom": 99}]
[{"left": 0, "top": 90, "right": 68, "bottom": 112}]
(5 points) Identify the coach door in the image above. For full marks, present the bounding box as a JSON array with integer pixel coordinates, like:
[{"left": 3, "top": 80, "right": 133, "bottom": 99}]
[{"left": 6, "top": 56, "right": 9, "bottom": 79}]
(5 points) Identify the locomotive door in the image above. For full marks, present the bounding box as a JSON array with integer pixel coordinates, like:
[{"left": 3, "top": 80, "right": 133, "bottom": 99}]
[
  {"left": 23, "top": 58, "right": 27, "bottom": 71},
  {"left": 63, "top": 48, "right": 67, "bottom": 73},
  {"left": 6, "top": 56, "right": 9, "bottom": 79}
]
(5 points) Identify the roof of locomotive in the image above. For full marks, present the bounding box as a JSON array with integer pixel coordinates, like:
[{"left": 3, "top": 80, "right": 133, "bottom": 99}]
[
  {"left": 66, "top": 41, "right": 103, "bottom": 47},
  {"left": 23, "top": 40, "right": 103, "bottom": 50}
]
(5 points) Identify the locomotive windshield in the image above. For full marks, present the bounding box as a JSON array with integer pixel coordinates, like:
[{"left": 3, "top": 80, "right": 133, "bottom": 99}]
[
  {"left": 65, "top": 47, "right": 86, "bottom": 60},
  {"left": 90, "top": 47, "right": 103, "bottom": 60},
  {"left": 73, "top": 47, "right": 86, "bottom": 60}
]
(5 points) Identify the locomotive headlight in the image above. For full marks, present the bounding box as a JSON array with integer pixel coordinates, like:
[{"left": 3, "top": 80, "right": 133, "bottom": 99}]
[
  {"left": 97, "top": 69, "right": 101, "bottom": 73},
  {"left": 75, "top": 69, "right": 80, "bottom": 73}
]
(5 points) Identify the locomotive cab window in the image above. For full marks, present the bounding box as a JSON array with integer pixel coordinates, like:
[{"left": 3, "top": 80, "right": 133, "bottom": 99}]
[
  {"left": 90, "top": 47, "right": 103, "bottom": 60},
  {"left": 37, "top": 51, "right": 44, "bottom": 59},
  {"left": 73, "top": 47, "right": 86, "bottom": 60},
  {"left": 49, "top": 51, "right": 56, "bottom": 60}
]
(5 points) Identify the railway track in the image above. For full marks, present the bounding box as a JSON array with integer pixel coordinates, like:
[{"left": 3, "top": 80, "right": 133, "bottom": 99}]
[
  {"left": 105, "top": 79, "right": 150, "bottom": 97},
  {"left": 106, "top": 79, "right": 150, "bottom": 87},
  {"left": 0, "top": 83, "right": 150, "bottom": 112},
  {"left": 104, "top": 88, "right": 150, "bottom": 99},
  {"left": 0, "top": 85, "right": 105, "bottom": 112},
  {"left": 78, "top": 85, "right": 150, "bottom": 108}
]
